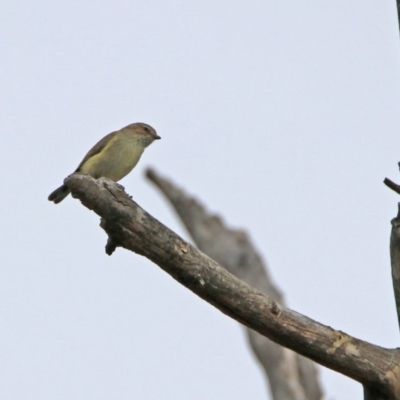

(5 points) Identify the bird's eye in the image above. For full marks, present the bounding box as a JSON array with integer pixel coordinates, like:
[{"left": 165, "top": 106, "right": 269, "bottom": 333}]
[{"left": 143, "top": 126, "right": 150, "bottom": 133}]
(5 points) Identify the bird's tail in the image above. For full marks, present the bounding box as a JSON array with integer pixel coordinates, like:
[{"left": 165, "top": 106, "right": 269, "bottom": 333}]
[{"left": 48, "top": 185, "right": 71, "bottom": 204}]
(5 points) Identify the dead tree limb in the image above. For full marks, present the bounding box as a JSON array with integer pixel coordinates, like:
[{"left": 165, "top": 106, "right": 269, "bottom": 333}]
[
  {"left": 390, "top": 204, "right": 400, "bottom": 332},
  {"left": 64, "top": 172, "right": 400, "bottom": 399},
  {"left": 397, "top": 0, "right": 400, "bottom": 32},
  {"left": 146, "top": 168, "right": 322, "bottom": 400},
  {"left": 384, "top": 163, "right": 400, "bottom": 332},
  {"left": 385, "top": 165, "right": 400, "bottom": 333}
]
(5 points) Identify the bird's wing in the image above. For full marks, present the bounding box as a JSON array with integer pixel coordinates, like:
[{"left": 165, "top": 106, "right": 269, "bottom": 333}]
[{"left": 75, "top": 131, "right": 118, "bottom": 172}]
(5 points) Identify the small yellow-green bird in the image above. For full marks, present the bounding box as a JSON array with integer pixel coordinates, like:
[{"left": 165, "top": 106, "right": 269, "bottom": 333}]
[{"left": 48, "top": 122, "right": 161, "bottom": 204}]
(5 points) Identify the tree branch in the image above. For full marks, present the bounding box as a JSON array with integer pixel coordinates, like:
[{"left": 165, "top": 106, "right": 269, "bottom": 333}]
[
  {"left": 384, "top": 164, "right": 400, "bottom": 195},
  {"left": 145, "top": 168, "right": 322, "bottom": 400},
  {"left": 390, "top": 203, "right": 400, "bottom": 331},
  {"left": 385, "top": 166, "right": 400, "bottom": 332},
  {"left": 65, "top": 173, "right": 400, "bottom": 399},
  {"left": 397, "top": 0, "right": 400, "bottom": 33},
  {"left": 384, "top": 178, "right": 400, "bottom": 196}
]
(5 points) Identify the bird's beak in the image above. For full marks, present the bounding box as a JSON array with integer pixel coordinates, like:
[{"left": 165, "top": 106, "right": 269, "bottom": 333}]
[{"left": 154, "top": 135, "right": 161, "bottom": 140}]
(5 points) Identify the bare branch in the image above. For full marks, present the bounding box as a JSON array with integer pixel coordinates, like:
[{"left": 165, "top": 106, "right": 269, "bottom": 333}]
[
  {"left": 390, "top": 203, "right": 400, "bottom": 331},
  {"left": 65, "top": 173, "right": 400, "bottom": 399},
  {"left": 384, "top": 178, "right": 400, "bottom": 195},
  {"left": 384, "top": 167, "right": 400, "bottom": 332},
  {"left": 397, "top": 0, "right": 400, "bottom": 33},
  {"left": 146, "top": 168, "right": 322, "bottom": 400},
  {"left": 384, "top": 163, "right": 400, "bottom": 195}
]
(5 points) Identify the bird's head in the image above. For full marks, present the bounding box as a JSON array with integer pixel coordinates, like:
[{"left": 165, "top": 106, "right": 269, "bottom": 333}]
[{"left": 124, "top": 122, "right": 161, "bottom": 147}]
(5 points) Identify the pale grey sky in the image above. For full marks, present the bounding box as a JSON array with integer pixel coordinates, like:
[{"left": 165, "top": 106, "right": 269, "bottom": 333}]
[{"left": 1, "top": 1, "right": 400, "bottom": 399}]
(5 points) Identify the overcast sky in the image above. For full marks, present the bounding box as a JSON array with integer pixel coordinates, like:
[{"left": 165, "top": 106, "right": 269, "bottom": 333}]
[{"left": 1, "top": 1, "right": 400, "bottom": 399}]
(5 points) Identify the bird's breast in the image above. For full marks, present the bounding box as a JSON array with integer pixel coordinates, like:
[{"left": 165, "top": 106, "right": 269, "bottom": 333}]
[{"left": 80, "top": 136, "right": 144, "bottom": 181}]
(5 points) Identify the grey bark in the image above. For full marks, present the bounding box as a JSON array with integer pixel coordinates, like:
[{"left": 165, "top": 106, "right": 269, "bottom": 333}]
[
  {"left": 384, "top": 170, "right": 400, "bottom": 331},
  {"left": 65, "top": 173, "right": 400, "bottom": 399},
  {"left": 390, "top": 204, "right": 400, "bottom": 331},
  {"left": 146, "top": 168, "right": 322, "bottom": 400}
]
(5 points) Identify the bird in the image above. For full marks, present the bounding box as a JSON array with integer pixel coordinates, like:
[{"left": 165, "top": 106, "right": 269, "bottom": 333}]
[{"left": 48, "top": 122, "right": 160, "bottom": 204}]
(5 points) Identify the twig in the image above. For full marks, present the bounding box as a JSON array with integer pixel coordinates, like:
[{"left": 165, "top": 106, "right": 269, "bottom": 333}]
[{"left": 384, "top": 178, "right": 400, "bottom": 195}]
